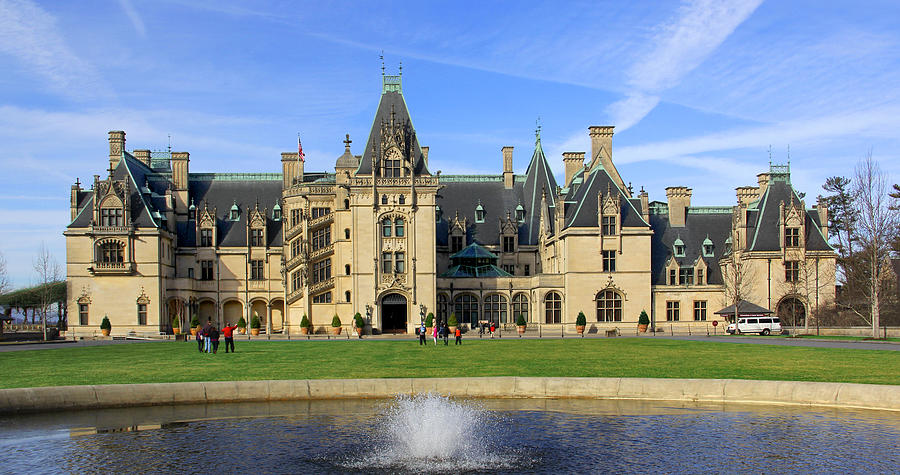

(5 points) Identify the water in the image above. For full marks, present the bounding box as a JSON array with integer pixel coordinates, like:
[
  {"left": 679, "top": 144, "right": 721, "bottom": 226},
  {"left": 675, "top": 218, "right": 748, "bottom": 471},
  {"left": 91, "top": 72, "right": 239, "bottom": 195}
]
[{"left": 1, "top": 396, "right": 898, "bottom": 474}]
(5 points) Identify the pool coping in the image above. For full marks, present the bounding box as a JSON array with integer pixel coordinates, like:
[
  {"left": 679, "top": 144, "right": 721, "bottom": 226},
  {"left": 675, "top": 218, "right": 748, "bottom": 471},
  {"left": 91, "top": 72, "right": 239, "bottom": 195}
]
[{"left": 1, "top": 377, "right": 898, "bottom": 415}]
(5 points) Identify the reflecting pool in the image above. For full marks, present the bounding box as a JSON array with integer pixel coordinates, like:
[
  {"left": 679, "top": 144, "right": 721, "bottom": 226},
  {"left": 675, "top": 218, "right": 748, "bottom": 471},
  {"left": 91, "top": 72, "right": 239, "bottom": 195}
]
[{"left": 1, "top": 396, "right": 898, "bottom": 473}]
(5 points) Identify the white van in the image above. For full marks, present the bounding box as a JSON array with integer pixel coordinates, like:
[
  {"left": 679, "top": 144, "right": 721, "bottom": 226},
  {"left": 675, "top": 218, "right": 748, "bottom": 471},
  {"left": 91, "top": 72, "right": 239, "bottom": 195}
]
[{"left": 726, "top": 317, "right": 782, "bottom": 335}]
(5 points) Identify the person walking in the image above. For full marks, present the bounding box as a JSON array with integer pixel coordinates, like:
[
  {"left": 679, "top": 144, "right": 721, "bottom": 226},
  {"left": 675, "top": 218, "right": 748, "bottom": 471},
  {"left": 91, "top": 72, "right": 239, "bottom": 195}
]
[
  {"left": 455, "top": 326, "right": 462, "bottom": 345},
  {"left": 432, "top": 323, "right": 438, "bottom": 345},
  {"left": 209, "top": 325, "right": 220, "bottom": 354},
  {"left": 222, "top": 321, "right": 238, "bottom": 353},
  {"left": 489, "top": 322, "right": 496, "bottom": 339},
  {"left": 442, "top": 323, "right": 449, "bottom": 346},
  {"left": 419, "top": 323, "right": 427, "bottom": 346},
  {"left": 195, "top": 327, "right": 203, "bottom": 352},
  {"left": 202, "top": 319, "right": 213, "bottom": 353}
]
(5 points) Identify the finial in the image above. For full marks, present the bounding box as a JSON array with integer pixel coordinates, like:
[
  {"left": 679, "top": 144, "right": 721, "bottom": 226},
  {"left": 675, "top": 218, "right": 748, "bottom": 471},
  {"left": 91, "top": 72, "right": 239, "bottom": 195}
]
[
  {"left": 787, "top": 144, "right": 791, "bottom": 166},
  {"left": 535, "top": 117, "right": 542, "bottom": 143},
  {"left": 399, "top": 61, "right": 402, "bottom": 76},
  {"left": 380, "top": 51, "right": 385, "bottom": 76},
  {"left": 344, "top": 134, "right": 352, "bottom": 152},
  {"left": 768, "top": 145, "right": 772, "bottom": 166},
  {"left": 628, "top": 182, "right": 633, "bottom": 194},
  {"left": 167, "top": 134, "right": 172, "bottom": 153},
  {"left": 75, "top": 177, "right": 81, "bottom": 187}
]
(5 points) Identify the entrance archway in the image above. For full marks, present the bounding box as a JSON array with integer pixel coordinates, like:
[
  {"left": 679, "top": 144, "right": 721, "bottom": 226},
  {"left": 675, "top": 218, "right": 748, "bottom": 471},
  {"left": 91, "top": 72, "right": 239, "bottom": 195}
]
[
  {"left": 198, "top": 300, "right": 216, "bottom": 325},
  {"left": 777, "top": 297, "right": 806, "bottom": 327},
  {"left": 381, "top": 293, "right": 407, "bottom": 333}
]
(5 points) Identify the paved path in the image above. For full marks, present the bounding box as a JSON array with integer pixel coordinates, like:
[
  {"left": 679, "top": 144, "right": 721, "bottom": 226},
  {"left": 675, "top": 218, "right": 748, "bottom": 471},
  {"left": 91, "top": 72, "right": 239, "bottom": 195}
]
[{"left": 638, "top": 335, "right": 900, "bottom": 351}]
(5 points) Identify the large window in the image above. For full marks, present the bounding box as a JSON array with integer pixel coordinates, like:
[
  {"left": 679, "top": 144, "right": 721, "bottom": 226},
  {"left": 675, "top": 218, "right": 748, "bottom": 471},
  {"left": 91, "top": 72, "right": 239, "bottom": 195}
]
[
  {"left": 382, "top": 155, "right": 401, "bottom": 177},
  {"left": 98, "top": 241, "right": 124, "bottom": 264},
  {"left": 512, "top": 294, "right": 529, "bottom": 323},
  {"left": 250, "top": 228, "right": 264, "bottom": 247},
  {"left": 785, "top": 260, "right": 799, "bottom": 282},
  {"left": 503, "top": 236, "right": 515, "bottom": 253},
  {"left": 602, "top": 250, "right": 616, "bottom": 272},
  {"left": 596, "top": 290, "right": 622, "bottom": 322},
  {"left": 291, "top": 271, "right": 302, "bottom": 292},
  {"left": 200, "top": 228, "right": 213, "bottom": 247},
  {"left": 382, "top": 252, "right": 392, "bottom": 274},
  {"left": 785, "top": 227, "right": 800, "bottom": 247},
  {"left": 137, "top": 303, "right": 147, "bottom": 325},
  {"left": 453, "top": 294, "right": 479, "bottom": 326},
  {"left": 250, "top": 260, "right": 264, "bottom": 281},
  {"left": 291, "top": 238, "right": 300, "bottom": 258},
  {"left": 483, "top": 294, "right": 508, "bottom": 324},
  {"left": 201, "top": 260, "right": 214, "bottom": 280},
  {"left": 395, "top": 218, "right": 405, "bottom": 237},
  {"left": 545, "top": 292, "right": 562, "bottom": 324},
  {"left": 311, "top": 207, "right": 331, "bottom": 219},
  {"left": 382, "top": 218, "right": 392, "bottom": 237},
  {"left": 290, "top": 209, "right": 300, "bottom": 227},
  {"left": 451, "top": 235, "right": 464, "bottom": 253},
  {"left": 78, "top": 303, "right": 89, "bottom": 325},
  {"left": 693, "top": 301, "right": 707, "bottom": 321},
  {"left": 395, "top": 252, "right": 405, "bottom": 273},
  {"left": 312, "top": 259, "right": 331, "bottom": 284},
  {"left": 312, "top": 292, "right": 332, "bottom": 303},
  {"left": 601, "top": 216, "right": 616, "bottom": 236},
  {"left": 666, "top": 301, "right": 680, "bottom": 321},
  {"left": 100, "top": 208, "right": 123, "bottom": 226},
  {"left": 312, "top": 227, "right": 331, "bottom": 251},
  {"left": 679, "top": 267, "right": 694, "bottom": 285}
]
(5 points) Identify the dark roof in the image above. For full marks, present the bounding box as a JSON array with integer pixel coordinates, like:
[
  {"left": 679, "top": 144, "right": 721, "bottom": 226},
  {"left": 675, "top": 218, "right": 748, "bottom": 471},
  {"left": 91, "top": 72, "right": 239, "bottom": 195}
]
[
  {"left": 520, "top": 136, "right": 558, "bottom": 243},
  {"left": 748, "top": 180, "right": 832, "bottom": 252},
  {"left": 436, "top": 178, "right": 525, "bottom": 246},
  {"left": 563, "top": 166, "right": 646, "bottom": 229},
  {"left": 356, "top": 90, "right": 429, "bottom": 176},
  {"left": 188, "top": 177, "right": 283, "bottom": 247},
  {"left": 649, "top": 210, "right": 732, "bottom": 285},
  {"left": 715, "top": 300, "right": 773, "bottom": 315}
]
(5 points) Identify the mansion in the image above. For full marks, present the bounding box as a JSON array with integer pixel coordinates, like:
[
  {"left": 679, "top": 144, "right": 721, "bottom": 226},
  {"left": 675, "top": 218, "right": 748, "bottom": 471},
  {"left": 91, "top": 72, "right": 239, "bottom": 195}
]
[{"left": 64, "top": 74, "right": 836, "bottom": 336}]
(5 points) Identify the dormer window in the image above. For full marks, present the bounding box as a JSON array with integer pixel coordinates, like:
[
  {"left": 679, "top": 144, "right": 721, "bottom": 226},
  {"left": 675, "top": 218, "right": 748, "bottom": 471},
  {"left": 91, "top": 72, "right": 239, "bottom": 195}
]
[
  {"left": 515, "top": 205, "right": 525, "bottom": 223},
  {"left": 702, "top": 237, "right": 714, "bottom": 257},
  {"left": 601, "top": 216, "right": 616, "bottom": 236},
  {"left": 188, "top": 199, "right": 196, "bottom": 220},
  {"left": 436, "top": 206, "right": 442, "bottom": 222},
  {"left": 229, "top": 201, "right": 240, "bottom": 221},
  {"left": 382, "top": 149, "right": 402, "bottom": 177},
  {"left": 200, "top": 228, "right": 213, "bottom": 247},
  {"left": 475, "top": 203, "right": 485, "bottom": 223},
  {"left": 250, "top": 228, "right": 264, "bottom": 247},
  {"left": 785, "top": 227, "right": 800, "bottom": 247},
  {"left": 272, "top": 203, "right": 282, "bottom": 221},
  {"left": 100, "top": 208, "right": 123, "bottom": 227},
  {"left": 673, "top": 238, "right": 685, "bottom": 258},
  {"left": 724, "top": 236, "right": 733, "bottom": 254}
]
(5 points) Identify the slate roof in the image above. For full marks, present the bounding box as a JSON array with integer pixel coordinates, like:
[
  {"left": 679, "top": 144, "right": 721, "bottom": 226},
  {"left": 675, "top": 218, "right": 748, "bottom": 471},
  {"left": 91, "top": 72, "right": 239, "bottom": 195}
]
[
  {"left": 748, "top": 180, "right": 832, "bottom": 252},
  {"left": 356, "top": 90, "right": 429, "bottom": 176},
  {"left": 649, "top": 210, "right": 733, "bottom": 286},
  {"left": 563, "top": 166, "right": 646, "bottom": 229},
  {"left": 436, "top": 178, "right": 526, "bottom": 246},
  {"left": 187, "top": 178, "right": 283, "bottom": 247},
  {"left": 520, "top": 136, "right": 558, "bottom": 243},
  {"left": 714, "top": 300, "right": 773, "bottom": 315}
]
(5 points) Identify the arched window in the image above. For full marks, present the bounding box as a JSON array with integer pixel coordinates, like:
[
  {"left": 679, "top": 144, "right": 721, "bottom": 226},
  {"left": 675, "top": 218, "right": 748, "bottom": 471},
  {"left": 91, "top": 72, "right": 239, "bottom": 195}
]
[
  {"left": 437, "top": 294, "right": 448, "bottom": 323},
  {"left": 345, "top": 291, "right": 351, "bottom": 302},
  {"left": 453, "top": 294, "right": 479, "bottom": 326},
  {"left": 395, "top": 218, "right": 405, "bottom": 237},
  {"left": 345, "top": 228, "right": 350, "bottom": 239},
  {"left": 382, "top": 218, "right": 392, "bottom": 237},
  {"left": 596, "top": 290, "right": 622, "bottom": 322},
  {"left": 399, "top": 194, "right": 406, "bottom": 205},
  {"left": 344, "top": 198, "right": 350, "bottom": 209},
  {"left": 345, "top": 264, "right": 351, "bottom": 275},
  {"left": 512, "top": 293, "right": 529, "bottom": 323},
  {"left": 98, "top": 241, "right": 124, "bottom": 264},
  {"left": 483, "top": 294, "right": 508, "bottom": 324},
  {"left": 381, "top": 194, "right": 388, "bottom": 205},
  {"left": 545, "top": 292, "right": 562, "bottom": 324}
]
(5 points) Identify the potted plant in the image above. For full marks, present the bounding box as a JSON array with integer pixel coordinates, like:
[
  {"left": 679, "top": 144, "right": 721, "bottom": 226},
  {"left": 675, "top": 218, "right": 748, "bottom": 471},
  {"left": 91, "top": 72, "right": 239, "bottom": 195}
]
[
  {"left": 448, "top": 313, "right": 458, "bottom": 335},
  {"left": 250, "top": 313, "right": 261, "bottom": 336},
  {"left": 575, "top": 311, "right": 587, "bottom": 336},
  {"left": 425, "top": 312, "right": 434, "bottom": 336},
  {"left": 516, "top": 313, "right": 527, "bottom": 335},
  {"left": 638, "top": 310, "right": 650, "bottom": 333},
  {"left": 237, "top": 316, "right": 247, "bottom": 334},
  {"left": 353, "top": 312, "right": 365, "bottom": 337},
  {"left": 172, "top": 315, "right": 181, "bottom": 335},
  {"left": 190, "top": 315, "right": 200, "bottom": 336},
  {"left": 331, "top": 314, "right": 342, "bottom": 335},
  {"left": 300, "top": 314, "right": 311, "bottom": 335},
  {"left": 100, "top": 315, "right": 111, "bottom": 337}
]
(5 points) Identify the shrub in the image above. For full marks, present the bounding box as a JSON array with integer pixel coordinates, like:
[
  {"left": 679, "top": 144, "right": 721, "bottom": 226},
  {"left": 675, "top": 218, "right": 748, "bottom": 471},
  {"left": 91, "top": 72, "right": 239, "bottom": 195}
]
[
  {"left": 576, "top": 311, "right": 586, "bottom": 326},
  {"left": 172, "top": 316, "right": 180, "bottom": 328},
  {"left": 425, "top": 313, "right": 434, "bottom": 327},
  {"left": 331, "top": 314, "right": 342, "bottom": 328},
  {"left": 237, "top": 316, "right": 247, "bottom": 328},
  {"left": 300, "top": 315, "right": 311, "bottom": 328},
  {"left": 638, "top": 310, "right": 650, "bottom": 325},
  {"left": 191, "top": 315, "right": 200, "bottom": 328},
  {"left": 354, "top": 312, "right": 365, "bottom": 329},
  {"left": 516, "top": 314, "right": 527, "bottom": 326},
  {"left": 250, "top": 314, "right": 261, "bottom": 329},
  {"left": 100, "top": 315, "right": 111, "bottom": 331},
  {"left": 448, "top": 313, "right": 458, "bottom": 327}
]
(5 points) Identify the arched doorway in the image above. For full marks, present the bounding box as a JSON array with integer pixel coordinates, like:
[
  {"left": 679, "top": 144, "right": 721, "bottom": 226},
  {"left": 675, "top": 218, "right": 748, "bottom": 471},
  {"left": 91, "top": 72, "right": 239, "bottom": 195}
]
[
  {"left": 777, "top": 297, "right": 806, "bottom": 327},
  {"left": 167, "top": 298, "right": 188, "bottom": 332},
  {"left": 223, "top": 300, "right": 243, "bottom": 327},
  {"left": 198, "top": 300, "right": 216, "bottom": 325},
  {"left": 270, "top": 300, "right": 285, "bottom": 333},
  {"left": 381, "top": 293, "right": 407, "bottom": 333},
  {"left": 250, "top": 300, "right": 267, "bottom": 330}
]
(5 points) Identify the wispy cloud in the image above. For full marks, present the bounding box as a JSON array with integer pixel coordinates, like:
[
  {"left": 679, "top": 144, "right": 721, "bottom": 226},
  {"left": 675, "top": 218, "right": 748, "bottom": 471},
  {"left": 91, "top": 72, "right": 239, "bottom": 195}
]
[
  {"left": 0, "top": 0, "right": 111, "bottom": 100},
  {"left": 118, "top": 0, "right": 146, "bottom": 37},
  {"left": 606, "top": 0, "right": 763, "bottom": 131}
]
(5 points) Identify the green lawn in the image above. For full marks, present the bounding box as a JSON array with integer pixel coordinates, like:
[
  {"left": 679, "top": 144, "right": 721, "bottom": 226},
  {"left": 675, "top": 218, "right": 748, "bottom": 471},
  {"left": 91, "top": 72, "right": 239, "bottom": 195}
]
[{"left": 1, "top": 339, "right": 897, "bottom": 389}]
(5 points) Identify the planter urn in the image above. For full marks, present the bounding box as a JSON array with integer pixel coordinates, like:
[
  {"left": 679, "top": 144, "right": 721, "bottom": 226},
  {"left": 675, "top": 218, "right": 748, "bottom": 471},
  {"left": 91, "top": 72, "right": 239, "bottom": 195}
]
[
  {"left": 251, "top": 328, "right": 260, "bottom": 336},
  {"left": 576, "top": 325, "right": 585, "bottom": 335},
  {"left": 517, "top": 325, "right": 526, "bottom": 334},
  {"left": 101, "top": 329, "right": 110, "bottom": 337},
  {"left": 332, "top": 326, "right": 342, "bottom": 335},
  {"left": 300, "top": 327, "right": 309, "bottom": 335},
  {"left": 638, "top": 324, "right": 649, "bottom": 333}
]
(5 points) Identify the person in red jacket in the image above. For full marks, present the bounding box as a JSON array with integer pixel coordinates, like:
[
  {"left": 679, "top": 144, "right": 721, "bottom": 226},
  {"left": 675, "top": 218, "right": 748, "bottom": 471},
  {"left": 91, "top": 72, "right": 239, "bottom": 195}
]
[{"left": 222, "top": 322, "right": 238, "bottom": 353}]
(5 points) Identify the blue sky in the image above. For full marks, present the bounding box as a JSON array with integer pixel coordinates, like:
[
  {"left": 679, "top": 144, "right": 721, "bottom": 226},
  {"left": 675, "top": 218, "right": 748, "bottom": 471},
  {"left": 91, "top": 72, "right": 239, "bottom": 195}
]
[{"left": 1, "top": 0, "right": 899, "bottom": 287}]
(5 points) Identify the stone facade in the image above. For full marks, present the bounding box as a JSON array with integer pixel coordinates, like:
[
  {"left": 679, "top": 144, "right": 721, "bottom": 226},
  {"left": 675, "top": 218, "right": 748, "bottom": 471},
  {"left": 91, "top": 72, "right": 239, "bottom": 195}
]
[{"left": 64, "top": 75, "right": 836, "bottom": 337}]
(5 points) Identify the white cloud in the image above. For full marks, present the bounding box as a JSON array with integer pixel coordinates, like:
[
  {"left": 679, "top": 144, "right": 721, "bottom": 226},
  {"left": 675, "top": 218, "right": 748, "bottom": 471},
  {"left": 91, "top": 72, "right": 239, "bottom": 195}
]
[
  {"left": 0, "top": 0, "right": 111, "bottom": 100},
  {"left": 605, "top": 93, "right": 661, "bottom": 133},
  {"left": 118, "top": 0, "right": 146, "bottom": 37}
]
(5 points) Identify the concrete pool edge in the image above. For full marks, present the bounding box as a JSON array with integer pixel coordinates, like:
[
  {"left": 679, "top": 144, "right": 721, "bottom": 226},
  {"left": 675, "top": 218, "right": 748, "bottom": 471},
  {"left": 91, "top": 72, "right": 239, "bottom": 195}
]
[{"left": 1, "top": 377, "right": 898, "bottom": 415}]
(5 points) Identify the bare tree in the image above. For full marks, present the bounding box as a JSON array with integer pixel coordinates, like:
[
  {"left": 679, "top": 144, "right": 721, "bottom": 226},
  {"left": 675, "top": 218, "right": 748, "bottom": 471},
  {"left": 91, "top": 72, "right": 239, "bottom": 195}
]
[
  {"left": 32, "top": 243, "right": 61, "bottom": 341},
  {"left": 852, "top": 152, "right": 899, "bottom": 338},
  {"left": 0, "top": 250, "right": 10, "bottom": 296},
  {"left": 721, "top": 209, "right": 756, "bottom": 333}
]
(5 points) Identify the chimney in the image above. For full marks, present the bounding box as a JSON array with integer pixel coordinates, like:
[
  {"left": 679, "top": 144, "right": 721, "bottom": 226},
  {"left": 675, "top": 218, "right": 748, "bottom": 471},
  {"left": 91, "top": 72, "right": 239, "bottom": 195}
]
[
  {"left": 588, "top": 126, "right": 629, "bottom": 196},
  {"left": 736, "top": 186, "right": 759, "bottom": 205},
  {"left": 665, "top": 186, "right": 692, "bottom": 227},
  {"left": 757, "top": 173, "right": 770, "bottom": 196},
  {"left": 133, "top": 149, "right": 151, "bottom": 167},
  {"left": 281, "top": 152, "right": 304, "bottom": 189},
  {"left": 502, "top": 146, "right": 514, "bottom": 189},
  {"left": 170, "top": 152, "right": 190, "bottom": 214},
  {"left": 562, "top": 152, "right": 585, "bottom": 186},
  {"left": 816, "top": 197, "right": 829, "bottom": 240},
  {"left": 421, "top": 146, "right": 429, "bottom": 168},
  {"left": 108, "top": 130, "right": 125, "bottom": 170},
  {"left": 70, "top": 180, "right": 82, "bottom": 221},
  {"left": 639, "top": 187, "right": 649, "bottom": 224}
]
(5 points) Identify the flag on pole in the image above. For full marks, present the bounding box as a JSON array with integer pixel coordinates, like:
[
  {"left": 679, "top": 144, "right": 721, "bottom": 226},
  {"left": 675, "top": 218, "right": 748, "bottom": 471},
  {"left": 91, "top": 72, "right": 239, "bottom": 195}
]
[{"left": 297, "top": 133, "right": 305, "bottom": 162}]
